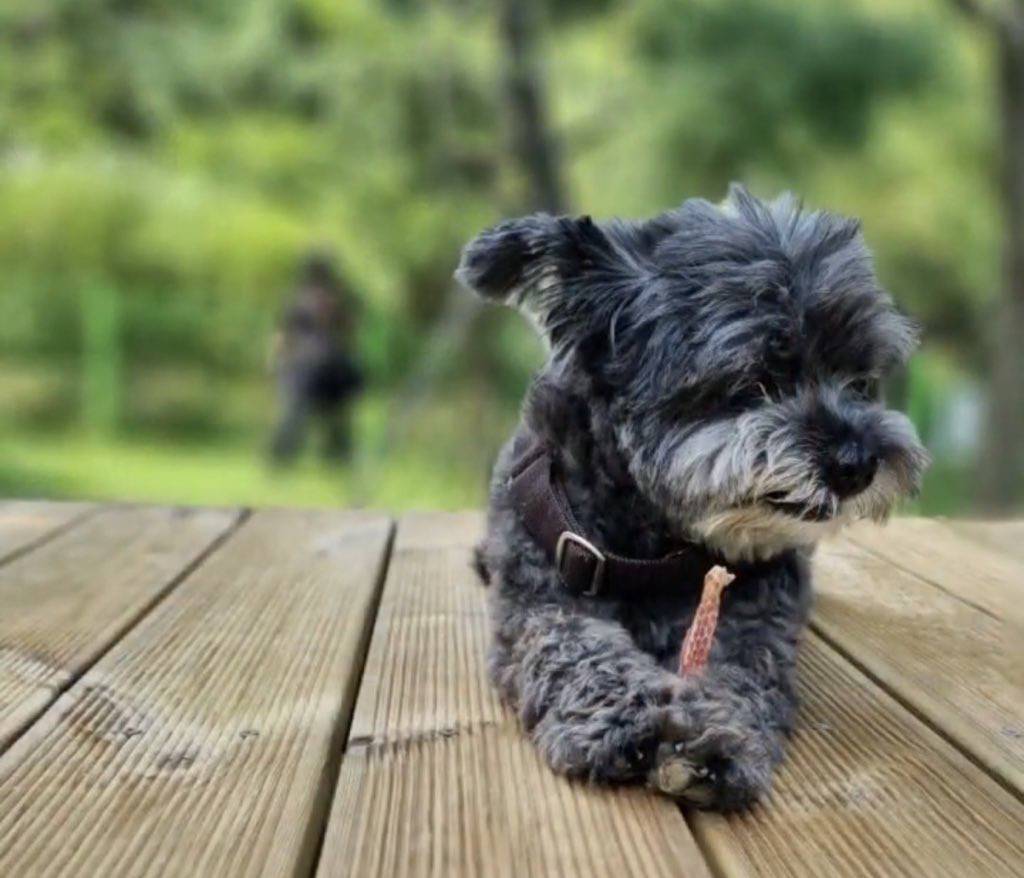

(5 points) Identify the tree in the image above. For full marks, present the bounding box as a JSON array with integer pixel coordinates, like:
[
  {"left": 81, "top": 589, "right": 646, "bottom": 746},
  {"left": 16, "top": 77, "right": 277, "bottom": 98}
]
[
  {"left": 499, "top": 0, "right": 568, "bottom": 214},
  {"left": 949, "top": 0, "right": 1024, "bottom": 510}
]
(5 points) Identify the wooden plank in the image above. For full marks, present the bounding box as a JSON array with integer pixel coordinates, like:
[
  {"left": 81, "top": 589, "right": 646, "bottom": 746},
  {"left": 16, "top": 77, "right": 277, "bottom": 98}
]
[
  {"left": 0, "top": 509, "right": 392, "bottom": 877},
  {"left": 847, "top": 518, "right": 1024, "bottom": 620},
  {"left": 947, "top": 519, "right": 1024, "bottom": 564},
  {"left": 0, "top": 505, "right": 238, "bottom": 751},
  {"left": 811, "top": 537, "right": 1024, "bottom": 796},
  {"left": 0, "top": 500, "right": 93, "bottom": 565},
  {"left": 690, "top": 632, "right": 1024, "bottom": 878},
  {"left": 317, "top": 513, "right": 712, "bottom": 878},
  {"left": 847, "top": 518, "right": 1024, "bottom": 719}
]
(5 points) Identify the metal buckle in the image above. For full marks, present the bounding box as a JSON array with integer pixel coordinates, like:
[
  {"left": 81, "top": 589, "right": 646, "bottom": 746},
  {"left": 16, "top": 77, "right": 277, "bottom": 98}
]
[{"left": 555, "top": 531, "right": 606, "bottom": 597}]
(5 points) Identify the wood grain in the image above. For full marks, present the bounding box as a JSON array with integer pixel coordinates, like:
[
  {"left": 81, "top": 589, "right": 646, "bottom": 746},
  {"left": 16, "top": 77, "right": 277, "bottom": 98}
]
[
  {"left": 0, "top": 505, "right": 237, "bottom": 751},
  {"left": 0, "top": 500, "right": 93, "bottom": 565},
  {"left": 947, "top": 519, "right": 1024, "bottom": 564},
  {"left": 0, "top": 509, "right": 392, "bottom": 878},
  {"left": 847, "top": 518, "right": 1024, "bottom": 620},
  {"left": 690, "top": 633, "right": 1024, "bottom": 878},
  {"left": 812, "top": 537, "right": 1024, "bottom": 796},
  {"left": 317, "top": 513, "right": 712, "bottom": 878}
]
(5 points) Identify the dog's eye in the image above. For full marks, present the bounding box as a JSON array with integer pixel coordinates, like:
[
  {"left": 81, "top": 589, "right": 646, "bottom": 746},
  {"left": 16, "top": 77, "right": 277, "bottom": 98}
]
[
  {"left": 727, "top": 384, "right": 769, "bottom": 409},
  {"left": 850, "top": 377, "right": 880, "bottom": 400}
]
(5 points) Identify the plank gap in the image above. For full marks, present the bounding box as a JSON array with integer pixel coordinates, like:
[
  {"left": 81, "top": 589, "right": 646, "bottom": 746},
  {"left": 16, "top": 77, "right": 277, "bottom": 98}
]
[
  {"left": 846, "top": 534, "right": 1001, "bottom": 622},
  {"left": 809, "top": 618, "right": 1024, "bottom": 809},
  {"left": 845, "top": 520, "right": 1024, "bottom": 623},
  {"left": 689, "top": 632, "right": 1024, "bottom": 877},
  {"left": 316, "top": 512, "right": 711, "bottom": 878},
  {"left": 0, "top": 507, "right": 249, "bottom": 759},
  {"left": 0, "top": 503, "right": 97, "bottom": 568},
  {"left": 0, "top": 509, "right": 393, "bottom": 876},
  {"left": 684, "top": 807, "right": 751, "bottom": 878},
  {"left": 302, "top": 518, "right": 396, "bottom": 878}
]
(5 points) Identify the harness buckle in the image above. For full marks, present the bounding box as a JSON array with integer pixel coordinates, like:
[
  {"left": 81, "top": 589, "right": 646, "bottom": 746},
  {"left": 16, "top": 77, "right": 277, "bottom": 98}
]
[{"left": 555, "top": 531, "right": 606, "bottom": 597}]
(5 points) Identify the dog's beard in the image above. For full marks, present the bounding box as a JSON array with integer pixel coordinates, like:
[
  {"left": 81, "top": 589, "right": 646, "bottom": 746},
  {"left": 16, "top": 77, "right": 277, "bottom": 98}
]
[
  {"left": 628, "top": 395, "right": 927, "bottom": 562},
  {"left": 692, "top": 505, "right": 847, "bottom": 561},
  {"left": 691, "top": 475, "right": 901, "bottom": 560},
  {"left": 690, "top": 464, "right": 909, "bottom": 561}
]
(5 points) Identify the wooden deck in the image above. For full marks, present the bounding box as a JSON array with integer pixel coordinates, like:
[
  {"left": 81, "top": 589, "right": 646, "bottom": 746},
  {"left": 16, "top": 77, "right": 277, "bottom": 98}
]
[{"left": 0, "top": 502, "right": 1022, "bottom": 877}]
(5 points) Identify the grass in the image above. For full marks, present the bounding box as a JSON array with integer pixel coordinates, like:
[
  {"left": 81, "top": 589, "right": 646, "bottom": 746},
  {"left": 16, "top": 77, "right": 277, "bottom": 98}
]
[
  {"left": 0, "top": 376, "right": 519, "bottom": 510},
  {"left": 0, "top": 357, "right": 979, "bottom": 516},
  {"left": 0, "top": 430, "right": 494, "bottom": 510},
  {"left": 1, "top": 426, "right": 975, "bottom": 519}
]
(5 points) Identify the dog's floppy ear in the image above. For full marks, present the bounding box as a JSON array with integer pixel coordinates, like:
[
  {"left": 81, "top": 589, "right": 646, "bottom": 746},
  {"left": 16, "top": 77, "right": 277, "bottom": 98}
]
[
  {"left": 456, "top": 213, "right": 652, "bottom": 347},
  {"left": 456, "top": 213, "right": 602, "bottom": 305}
]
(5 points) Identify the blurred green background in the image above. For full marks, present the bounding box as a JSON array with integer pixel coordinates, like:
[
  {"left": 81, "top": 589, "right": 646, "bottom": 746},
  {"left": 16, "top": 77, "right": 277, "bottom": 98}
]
[{"left": 2, "top": 0, "right": 1022, "bottom": 515}]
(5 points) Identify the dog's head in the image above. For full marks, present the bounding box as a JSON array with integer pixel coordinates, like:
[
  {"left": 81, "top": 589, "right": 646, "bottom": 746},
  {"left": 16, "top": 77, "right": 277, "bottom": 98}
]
[{"left": 457, "top": 185, "right": 929, "bottom": 560}]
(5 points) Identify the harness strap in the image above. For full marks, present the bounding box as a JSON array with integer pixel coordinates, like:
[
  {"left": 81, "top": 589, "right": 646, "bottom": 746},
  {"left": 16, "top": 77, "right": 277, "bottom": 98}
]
[{"left": 507, "top": 435, "right": 718, "bottom": 599}]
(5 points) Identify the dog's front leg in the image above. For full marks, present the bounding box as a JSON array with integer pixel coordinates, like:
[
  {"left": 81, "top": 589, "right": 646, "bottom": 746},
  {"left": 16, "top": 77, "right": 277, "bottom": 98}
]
[
  {"left": 488, "top": 600, "right": 778, "bottom": 807},
  {"left": 660, "top": 568, "right": 810, "bottom": 807}
]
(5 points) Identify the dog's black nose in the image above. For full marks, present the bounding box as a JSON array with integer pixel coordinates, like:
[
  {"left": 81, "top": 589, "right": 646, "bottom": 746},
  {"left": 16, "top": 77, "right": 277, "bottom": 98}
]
[{"left": 826, "top": 442, "right": 878, "bottom": 498}]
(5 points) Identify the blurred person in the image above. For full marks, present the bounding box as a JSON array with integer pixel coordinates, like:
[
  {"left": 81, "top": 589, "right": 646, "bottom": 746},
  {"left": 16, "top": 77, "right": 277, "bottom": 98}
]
[{"left": 269, "top": 253, "right": 363, "bottom": 465}]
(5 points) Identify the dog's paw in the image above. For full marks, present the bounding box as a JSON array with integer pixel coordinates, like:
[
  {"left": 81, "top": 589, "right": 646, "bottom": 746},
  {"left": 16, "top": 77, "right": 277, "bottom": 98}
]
[
  {"left": 647, "top": 684, "right": 781, "bottom": 809},
  {"left": 650, "top": 744, "right": 717, "bottom": 805},
  {"left": 650, "top": 741, "right": 773, "bottom": 808}
]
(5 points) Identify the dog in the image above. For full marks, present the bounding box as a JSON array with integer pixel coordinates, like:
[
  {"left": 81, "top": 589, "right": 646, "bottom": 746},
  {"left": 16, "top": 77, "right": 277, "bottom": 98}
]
[{"left": 456, "top": 185, "right": 929, "bottom": 809}]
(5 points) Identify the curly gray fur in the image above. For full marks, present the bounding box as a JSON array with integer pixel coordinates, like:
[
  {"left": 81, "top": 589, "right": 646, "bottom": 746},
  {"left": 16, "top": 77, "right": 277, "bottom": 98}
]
[{"left": 457, "top": 185, "right": 928, "bottom": 809}]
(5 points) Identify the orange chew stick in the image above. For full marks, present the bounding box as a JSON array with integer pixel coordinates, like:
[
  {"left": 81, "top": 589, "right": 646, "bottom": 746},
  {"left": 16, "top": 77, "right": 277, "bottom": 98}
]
[{"left": 678, "top": 565, "right": 735, "bottom": 676}]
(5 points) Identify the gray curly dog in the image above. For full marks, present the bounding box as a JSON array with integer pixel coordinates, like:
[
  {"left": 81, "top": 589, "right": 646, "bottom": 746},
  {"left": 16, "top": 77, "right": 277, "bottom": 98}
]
[{"left": 457, "top": 185, "right": 929, "bottom": 810}]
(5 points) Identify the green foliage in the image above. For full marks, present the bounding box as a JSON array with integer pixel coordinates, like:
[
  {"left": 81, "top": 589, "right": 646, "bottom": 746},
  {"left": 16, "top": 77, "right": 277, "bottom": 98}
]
[
  {"left": 80, "top": 282, "right": 122, "bottom": 436},
  {"left": 0, "top": 0, "right": 1003, "bottom": 511},
  {"left": 637, "top": 0, "right": 941, "bottom": 179}
]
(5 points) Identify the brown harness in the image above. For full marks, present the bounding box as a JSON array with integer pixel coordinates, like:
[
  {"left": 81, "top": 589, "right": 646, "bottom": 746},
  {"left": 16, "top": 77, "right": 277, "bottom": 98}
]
[{"left": 507, "top": 434, "right": 720, "bottom": 599}]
